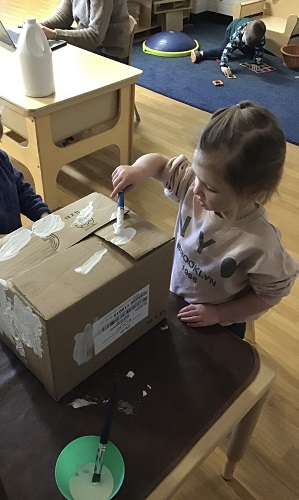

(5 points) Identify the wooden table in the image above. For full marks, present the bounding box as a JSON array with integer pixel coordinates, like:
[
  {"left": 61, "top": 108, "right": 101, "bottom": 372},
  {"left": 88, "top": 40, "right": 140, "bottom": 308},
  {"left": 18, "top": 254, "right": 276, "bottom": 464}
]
[
  {"left": 0, "top": 44, "right": 142, "bottom": 210},
  {"left": 0, "top": 293, "right": 276, "bottom": 499}
]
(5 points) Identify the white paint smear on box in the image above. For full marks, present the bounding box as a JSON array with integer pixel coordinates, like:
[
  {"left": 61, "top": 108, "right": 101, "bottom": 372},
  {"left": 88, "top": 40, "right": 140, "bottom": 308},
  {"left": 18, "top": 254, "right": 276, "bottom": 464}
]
[
  {"left": 73, "top": 201, "right": 94, "bottom": 227},
  {"left": 74, "top": 249, "right": 107, "bottom": 275},
  {"left": 31, "top": 214, "right": 65, "bottom": 237},
  {"left": 73, "top": 324, "right": 95, "bottom": 365},
  {"left": 93, "top": 285, "right": 149, "bottom": 355},
  {"left": 0, "top": 281, "right": 43, "bottom": 358},
  {"left": 0, "top": 229, "right": 31, "bottom": 261}
]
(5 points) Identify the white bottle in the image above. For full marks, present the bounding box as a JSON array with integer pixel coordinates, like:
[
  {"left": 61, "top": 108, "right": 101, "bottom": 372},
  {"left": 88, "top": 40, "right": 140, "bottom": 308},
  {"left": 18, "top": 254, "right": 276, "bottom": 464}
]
[{"left": 17, "top": 17, "right": 55, "bottom": 97}]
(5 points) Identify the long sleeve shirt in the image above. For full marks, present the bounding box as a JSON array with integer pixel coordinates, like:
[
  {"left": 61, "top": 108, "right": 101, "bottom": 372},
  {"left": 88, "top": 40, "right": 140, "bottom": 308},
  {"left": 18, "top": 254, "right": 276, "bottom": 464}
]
[
  {"left": 221, "top": 17, "right": 265, "bottom": 67},
  {"left": 0, "top": 150, "right": 50, "bottom": 234},
  {"left": 157, "top": 155, "right": 298, "bottom": 323},
  {"left": 41, "top": 0, "right": 130, "bottom": 59}
]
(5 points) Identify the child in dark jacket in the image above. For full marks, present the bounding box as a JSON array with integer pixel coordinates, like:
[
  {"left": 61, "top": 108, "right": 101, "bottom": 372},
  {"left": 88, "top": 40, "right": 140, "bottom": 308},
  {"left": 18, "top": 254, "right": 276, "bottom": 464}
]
[
  {"left": 0, "top": 115, "right": 50, "bottom": 235},
  {"left": 191, "top": 17, "right": 266, "bottom": 77}
]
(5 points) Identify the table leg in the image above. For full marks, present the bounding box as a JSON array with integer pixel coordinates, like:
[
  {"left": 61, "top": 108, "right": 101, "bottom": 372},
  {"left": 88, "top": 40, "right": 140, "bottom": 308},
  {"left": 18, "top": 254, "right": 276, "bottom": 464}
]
[{"left": 222, "top": 390, "right": 269, "bottom": 480}]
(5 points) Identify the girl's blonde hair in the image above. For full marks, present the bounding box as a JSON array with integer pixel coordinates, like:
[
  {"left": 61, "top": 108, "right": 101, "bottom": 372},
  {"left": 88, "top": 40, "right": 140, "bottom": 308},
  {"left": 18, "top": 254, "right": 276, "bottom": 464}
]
[{"left": 198, "top": 101, "right": 286, "bottom": 205}]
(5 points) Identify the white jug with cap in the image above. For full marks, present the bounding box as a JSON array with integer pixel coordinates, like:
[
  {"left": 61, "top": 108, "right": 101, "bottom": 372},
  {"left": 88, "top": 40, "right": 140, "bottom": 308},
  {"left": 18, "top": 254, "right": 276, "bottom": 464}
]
[{"left": 17, "top": 17, "right": 55, "bottom": 97}]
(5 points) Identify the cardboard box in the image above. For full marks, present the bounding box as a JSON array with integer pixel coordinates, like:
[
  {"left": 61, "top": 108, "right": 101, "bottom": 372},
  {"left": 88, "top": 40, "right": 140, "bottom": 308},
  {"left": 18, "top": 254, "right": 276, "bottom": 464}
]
[{"left": 0, "top": 193, "right": 174, "bottom": 400}]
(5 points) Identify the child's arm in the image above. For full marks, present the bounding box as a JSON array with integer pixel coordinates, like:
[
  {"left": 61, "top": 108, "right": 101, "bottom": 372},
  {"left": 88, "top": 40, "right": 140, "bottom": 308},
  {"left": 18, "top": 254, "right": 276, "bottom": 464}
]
[
  {"left": 220, "top": 29, "right": 241, "bottom": 74},
  {"left": 177, "top": 290, "right": 272, "bottom": 327},
  {"left": 14, "top": 167, "right": 51, "bottom": 220},
  {"left": 110, "top": 153, "right": 169, "bottom": 198}
]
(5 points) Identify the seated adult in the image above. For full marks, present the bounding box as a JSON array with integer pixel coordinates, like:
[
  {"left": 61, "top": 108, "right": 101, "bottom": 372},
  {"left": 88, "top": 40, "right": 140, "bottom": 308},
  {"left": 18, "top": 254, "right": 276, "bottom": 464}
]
[{"left": 41, "top": 0, "right": 130, "bottom": 64}]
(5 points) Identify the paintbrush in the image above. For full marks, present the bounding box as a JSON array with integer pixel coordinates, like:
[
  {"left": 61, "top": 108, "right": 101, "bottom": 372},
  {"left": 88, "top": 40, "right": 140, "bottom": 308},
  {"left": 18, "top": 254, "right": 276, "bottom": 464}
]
[
  {"left": 114, "top": 191, "right": 124, "bottom": 236},
  {"left": 92, "top": 381, "right": 117, "bottom": 483}
]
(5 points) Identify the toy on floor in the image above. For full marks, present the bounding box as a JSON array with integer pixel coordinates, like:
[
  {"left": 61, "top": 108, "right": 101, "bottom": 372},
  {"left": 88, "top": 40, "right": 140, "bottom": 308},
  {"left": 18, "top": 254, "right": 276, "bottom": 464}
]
[
  {"left": 143, "top": 31, "right": 199, "bottom": 57},
  {"left": 213, "top": 80, "right": 224, "bottom": 86},
  {"left": 240, "top": 62, "right": 277, "bottom": 73}
]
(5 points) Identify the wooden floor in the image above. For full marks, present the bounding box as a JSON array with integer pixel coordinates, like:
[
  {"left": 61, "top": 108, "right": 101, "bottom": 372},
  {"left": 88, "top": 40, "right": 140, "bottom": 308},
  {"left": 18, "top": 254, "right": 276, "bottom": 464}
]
[{"left": 2, "top": 2, "right": 299, "bottom": 499}]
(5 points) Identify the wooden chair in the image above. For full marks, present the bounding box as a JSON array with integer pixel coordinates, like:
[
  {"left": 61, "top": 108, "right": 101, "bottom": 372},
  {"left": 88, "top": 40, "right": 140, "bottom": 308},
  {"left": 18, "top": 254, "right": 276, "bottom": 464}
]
[
  {"left": 233, "top": 0, "right": 299, "bottom": 58},
  {"left": 245, "top": 320, "right": 256, "bottom": 343},
  {"left": 129, "top": 15, "right": 141, "bottom": 123}
]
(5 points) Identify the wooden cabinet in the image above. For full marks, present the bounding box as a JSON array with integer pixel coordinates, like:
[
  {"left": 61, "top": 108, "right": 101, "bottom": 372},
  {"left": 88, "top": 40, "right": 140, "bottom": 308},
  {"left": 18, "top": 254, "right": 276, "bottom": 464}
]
[
  {"left": 207, "top": 0, "right": 234, "bottom": 16},
  {"left": 127, "top": 0, "right": 192, "bottom": 33}
]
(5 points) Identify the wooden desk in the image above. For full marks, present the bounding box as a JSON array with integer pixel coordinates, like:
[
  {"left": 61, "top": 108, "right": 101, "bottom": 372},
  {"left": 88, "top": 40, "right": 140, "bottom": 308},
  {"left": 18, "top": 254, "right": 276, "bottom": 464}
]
[
  {"left": 0, "top": 293, "right": 276, "bottom": 499},
  {"left": 0, "top": 45, "right": 142, "bottom": 209}
]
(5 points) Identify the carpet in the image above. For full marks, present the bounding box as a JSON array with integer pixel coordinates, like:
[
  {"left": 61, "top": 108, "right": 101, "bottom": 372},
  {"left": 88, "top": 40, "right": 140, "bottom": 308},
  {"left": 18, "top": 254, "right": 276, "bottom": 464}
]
[{"left": 132, "top": 20, "right": 299, "bottom": 146}]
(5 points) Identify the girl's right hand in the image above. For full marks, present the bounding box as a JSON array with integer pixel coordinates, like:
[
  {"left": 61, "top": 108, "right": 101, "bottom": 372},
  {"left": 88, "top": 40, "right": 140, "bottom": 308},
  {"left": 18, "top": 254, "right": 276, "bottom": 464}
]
[{"left": 110, "top": 165, "right": 144, "bottom": 198}]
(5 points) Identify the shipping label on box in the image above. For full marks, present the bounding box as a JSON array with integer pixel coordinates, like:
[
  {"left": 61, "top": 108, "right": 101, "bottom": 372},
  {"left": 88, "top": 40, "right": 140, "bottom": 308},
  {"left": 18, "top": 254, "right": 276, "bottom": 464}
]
[{"left": 0, "top": 193, "right": 174, "bottom": 399}]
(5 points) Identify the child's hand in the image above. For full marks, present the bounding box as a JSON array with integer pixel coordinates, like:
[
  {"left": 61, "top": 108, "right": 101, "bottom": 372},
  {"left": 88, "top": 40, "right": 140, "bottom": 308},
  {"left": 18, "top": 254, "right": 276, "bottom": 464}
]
[
  {"left": 250, "top": 64, "right": 260, "bottom": 71},
  {"left": 177, "top": 303, "right": 220, "bottom": 327},
  {"left": 40, "top": 212, "right": 50, "bottom": 218},
  {"left": 221, "top": 66, "right": 232, "bottom": 77},
  {"left": 110, "top": 165, "right": 144, "bottom": 198}
]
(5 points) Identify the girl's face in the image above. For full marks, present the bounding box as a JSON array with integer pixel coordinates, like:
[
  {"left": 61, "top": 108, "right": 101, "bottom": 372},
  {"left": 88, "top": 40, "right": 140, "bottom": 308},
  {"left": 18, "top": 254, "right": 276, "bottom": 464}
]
[{"left": 192, "top": 149, "right": 238, "bottom": 216}]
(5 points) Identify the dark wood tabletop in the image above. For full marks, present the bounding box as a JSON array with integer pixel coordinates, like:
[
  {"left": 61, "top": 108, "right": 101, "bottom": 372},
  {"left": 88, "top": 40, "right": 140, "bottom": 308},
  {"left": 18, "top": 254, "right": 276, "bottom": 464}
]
[{"left": 0, "top": 292, "right": 259, "bottom": 500}]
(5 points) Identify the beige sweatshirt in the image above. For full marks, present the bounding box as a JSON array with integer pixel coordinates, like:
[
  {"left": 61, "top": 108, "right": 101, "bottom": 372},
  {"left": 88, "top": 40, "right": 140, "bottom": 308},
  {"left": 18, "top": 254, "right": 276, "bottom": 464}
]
[
  {"left": 41, "top": 0, "right": 130, "bottom": 58},
  {"left": 158, "top": 155, "right": 298, "bottom": 321}
]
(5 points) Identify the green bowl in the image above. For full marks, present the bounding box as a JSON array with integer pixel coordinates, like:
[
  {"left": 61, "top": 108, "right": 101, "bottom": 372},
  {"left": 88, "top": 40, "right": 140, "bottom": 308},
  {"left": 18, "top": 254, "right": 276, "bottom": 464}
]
[{"left": 55, "top": 435, "right": 125, "bottom": 499}]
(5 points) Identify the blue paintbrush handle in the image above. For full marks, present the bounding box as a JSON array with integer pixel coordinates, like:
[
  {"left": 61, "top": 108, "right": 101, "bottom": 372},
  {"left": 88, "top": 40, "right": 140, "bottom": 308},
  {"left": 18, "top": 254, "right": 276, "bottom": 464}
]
[
  {"left": 117, "top": 191, "right": 124, "bottom": 208},
  {"left": 100, "top": 381, "right": 117, "bottom": 444}
]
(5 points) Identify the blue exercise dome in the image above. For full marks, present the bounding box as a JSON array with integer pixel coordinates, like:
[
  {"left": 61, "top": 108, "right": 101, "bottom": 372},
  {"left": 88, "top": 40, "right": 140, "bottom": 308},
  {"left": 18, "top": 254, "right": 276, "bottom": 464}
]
[{"left": 143, "top": 31, "right": 198, "bottom": 57}]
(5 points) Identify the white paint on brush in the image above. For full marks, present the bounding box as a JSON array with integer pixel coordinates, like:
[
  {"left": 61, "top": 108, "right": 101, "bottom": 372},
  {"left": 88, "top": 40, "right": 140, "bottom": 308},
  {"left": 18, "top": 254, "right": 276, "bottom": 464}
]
[
  {"left": 0, "top": 229, "right": 31, "bottom": 261},
  {"left": 31, "top": 213, "right": 65, "bottom": 237},
  {"left": 69, "top": 463, "right": 114, "bottom": 500},
  {"left": 74, "top": 249, "right": 107, "bottom": 275},
  {"left": 73, "top": 201, "right": 94, "bottom": 227}
]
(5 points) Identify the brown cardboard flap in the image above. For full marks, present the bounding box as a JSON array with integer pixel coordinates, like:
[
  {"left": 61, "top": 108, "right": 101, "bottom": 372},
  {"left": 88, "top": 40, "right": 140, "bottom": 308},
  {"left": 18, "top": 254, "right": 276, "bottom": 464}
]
[
  {"left": 10, "top": 236, "right": 133, "bottom": 319},
  {"left": 0, "top": 231, "right": 55, "bottom": 281},
  {"left": 95, "top": 211, "right": 173, "bottom": 259},
  {"left": 29, "top": 192, "right": 118, "bottom": 252}
]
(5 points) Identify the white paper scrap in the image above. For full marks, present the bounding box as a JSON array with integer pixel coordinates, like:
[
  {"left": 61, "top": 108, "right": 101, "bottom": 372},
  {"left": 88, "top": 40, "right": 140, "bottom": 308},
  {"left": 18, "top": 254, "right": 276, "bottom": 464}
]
[{"left": 69, "top": 398, "right": 97, "bottom": 408}]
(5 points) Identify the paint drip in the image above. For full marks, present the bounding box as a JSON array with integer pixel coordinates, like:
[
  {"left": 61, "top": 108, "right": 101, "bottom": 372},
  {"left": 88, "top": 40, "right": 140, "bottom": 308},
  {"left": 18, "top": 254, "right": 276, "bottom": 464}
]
[{"left": 111, "top": 226, "right": 136, "bottom": 246}]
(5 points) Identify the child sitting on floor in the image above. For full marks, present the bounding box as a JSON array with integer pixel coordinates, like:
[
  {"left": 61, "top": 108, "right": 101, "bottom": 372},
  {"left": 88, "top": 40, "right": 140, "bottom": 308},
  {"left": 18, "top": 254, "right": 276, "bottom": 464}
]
[
  {"left": 191, "top": 17, "right": 266, "bottom": 77},
  {"left": 110, "top": 101, "right": 298, "bottom": 339},
  {"left": 0, "top": 114, "right": 50, "bottom": 235}
]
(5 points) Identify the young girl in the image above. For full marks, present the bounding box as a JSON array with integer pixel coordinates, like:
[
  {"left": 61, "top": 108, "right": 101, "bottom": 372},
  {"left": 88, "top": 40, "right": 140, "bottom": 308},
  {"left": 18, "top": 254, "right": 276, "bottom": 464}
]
[{"left": 110, "top": 101, "right": 298, "bottom": 338}]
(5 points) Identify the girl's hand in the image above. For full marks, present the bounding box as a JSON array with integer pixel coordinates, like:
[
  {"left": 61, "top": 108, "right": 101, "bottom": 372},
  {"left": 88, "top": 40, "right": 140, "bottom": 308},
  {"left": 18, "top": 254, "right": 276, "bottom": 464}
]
[
  {"left": 221, "top": 66, "right": 232, "bottom": 77},
  {"left": 110, "top": 165, "right": 145, "bottom": 198},
  {"left": 177, "top": 303, "right": 220, "bottom": 327}
]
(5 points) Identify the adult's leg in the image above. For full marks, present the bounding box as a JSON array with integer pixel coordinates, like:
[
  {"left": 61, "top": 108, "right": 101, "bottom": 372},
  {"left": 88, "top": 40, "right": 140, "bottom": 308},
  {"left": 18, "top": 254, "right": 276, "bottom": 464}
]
[
  {"left": 90, "top": 46, "right": 128, "bottom": 64},
  {"left": 226, "top": 322, "right": 246, "bottom": 339}
]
